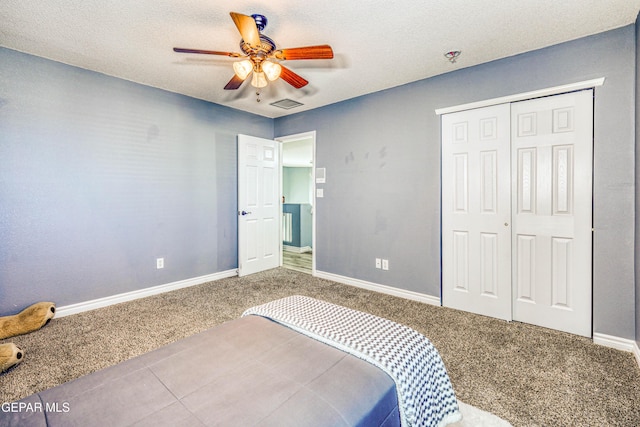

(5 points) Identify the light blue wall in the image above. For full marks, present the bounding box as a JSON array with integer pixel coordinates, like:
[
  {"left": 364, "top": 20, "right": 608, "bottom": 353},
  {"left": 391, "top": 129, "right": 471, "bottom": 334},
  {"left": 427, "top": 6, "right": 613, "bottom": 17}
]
[
  {"left": 0, "top": 47, "right": 273, "bottom": 314},
  {"left": 276, "top": 25, "right": 637, "bottom": 339},
  {"left": 283, "top": 167, "right": 312, "bottom": 203}
]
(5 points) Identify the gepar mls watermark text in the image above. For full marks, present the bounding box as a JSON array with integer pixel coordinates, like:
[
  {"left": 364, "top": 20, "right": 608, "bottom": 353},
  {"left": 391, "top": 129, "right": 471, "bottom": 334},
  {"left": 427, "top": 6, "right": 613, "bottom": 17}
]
[{"left": 1, "top": 401, "right": 70, "bottom": 413}]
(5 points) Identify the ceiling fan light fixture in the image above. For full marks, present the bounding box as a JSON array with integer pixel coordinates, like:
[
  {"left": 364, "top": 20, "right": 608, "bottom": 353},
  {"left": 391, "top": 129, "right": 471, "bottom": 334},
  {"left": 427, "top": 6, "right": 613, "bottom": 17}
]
[
  {"left": 251, "top": 71, "right": 268, "bottom": 88},
  {"left": 173, "top": 12, "right": 334, "bottom": 94},
  {"left": 233, "top": 59, "right": 253, "bottom": 79},
  {"left": 262, "top": 61, "right": 282, "bottom": 81}
]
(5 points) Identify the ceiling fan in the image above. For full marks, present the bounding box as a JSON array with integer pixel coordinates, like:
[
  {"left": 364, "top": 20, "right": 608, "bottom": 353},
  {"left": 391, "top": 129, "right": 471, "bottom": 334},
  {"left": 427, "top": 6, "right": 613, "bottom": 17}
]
[{"left": 173, "top": 12, "right": 334, "bottom": 91}]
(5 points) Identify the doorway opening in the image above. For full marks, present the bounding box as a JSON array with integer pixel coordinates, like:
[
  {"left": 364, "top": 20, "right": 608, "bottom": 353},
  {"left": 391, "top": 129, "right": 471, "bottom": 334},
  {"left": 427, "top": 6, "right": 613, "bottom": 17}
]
[{"left": 277, "top": 131, "right": 316, "bottom": 275}]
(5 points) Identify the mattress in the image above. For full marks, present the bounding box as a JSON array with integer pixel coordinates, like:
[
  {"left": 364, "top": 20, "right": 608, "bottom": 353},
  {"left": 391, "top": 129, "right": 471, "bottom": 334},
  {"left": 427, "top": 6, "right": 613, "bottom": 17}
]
[
  {"left": 0, "top": 315, "right": 400, "bottom": 427},
  {"left": 244, "top": 296, "right": 460, "bottom": 426}
]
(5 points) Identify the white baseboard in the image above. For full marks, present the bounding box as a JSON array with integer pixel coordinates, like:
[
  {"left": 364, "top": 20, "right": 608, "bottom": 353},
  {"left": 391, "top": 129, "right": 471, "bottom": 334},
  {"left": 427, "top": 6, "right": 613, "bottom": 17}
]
[
  {"left": 56, "top": 269, "right": 238, "bottom": 318},
  {"left": 593, "top": 333, "right": 640, "bottom": 369},
  {"left": 314, "top": 270, "right": 441, "bottom": 306},
  {"left": 283, "top": 245, "right": 312, "bottom": 254}
]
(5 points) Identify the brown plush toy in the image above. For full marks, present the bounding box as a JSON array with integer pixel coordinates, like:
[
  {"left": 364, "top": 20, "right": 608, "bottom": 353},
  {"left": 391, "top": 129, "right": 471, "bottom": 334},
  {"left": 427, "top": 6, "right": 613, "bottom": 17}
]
[
  {"left": 0, "top": 343, "right": 24, "bottom": 373},
  {"left": 0, "top": 302, "right": 56, "bottom": 340}
]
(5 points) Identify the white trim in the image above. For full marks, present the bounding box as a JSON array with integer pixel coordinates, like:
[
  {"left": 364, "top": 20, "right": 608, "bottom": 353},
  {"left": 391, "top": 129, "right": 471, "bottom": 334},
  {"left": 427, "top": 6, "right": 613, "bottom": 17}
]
[
  {"left": 593, "top": 333, "right": 640, "bottom": 368},
  {"left": 283, "top": 245, "right": 312, "bottom": 253},
  {"left": 593, "top": 332, "right": 635, "bottom": 352},
  {"left": 435, "top": 78, "right": 605, "bottom": 115},
  {"left": 56, "top": 269, "right": 238, "bottom": 318},
  {"left": 315, "top": 270, "right": 441, "bottom": 306}
]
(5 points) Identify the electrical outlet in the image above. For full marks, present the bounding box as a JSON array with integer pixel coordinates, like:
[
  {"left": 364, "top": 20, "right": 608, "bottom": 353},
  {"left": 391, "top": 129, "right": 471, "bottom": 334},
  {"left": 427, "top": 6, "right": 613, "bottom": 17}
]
[
  {"left": 156, "top": 258, "right": 164, "bottom": 269},
  {"left": 382, "top": 259, "right": 389, "bottom": 271},
  {"left": 375, "top": 258, "right": 382, "bottom": 269}
]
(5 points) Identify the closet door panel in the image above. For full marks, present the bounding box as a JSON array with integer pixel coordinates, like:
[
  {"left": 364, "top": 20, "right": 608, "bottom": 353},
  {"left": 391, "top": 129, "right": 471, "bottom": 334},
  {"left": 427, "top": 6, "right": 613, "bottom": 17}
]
[
  {"left": 511, "top": 90, "right": 593, "bottom": 337},
  {"left": 442, "top": 104, "right": 512, "bottom": 321}
]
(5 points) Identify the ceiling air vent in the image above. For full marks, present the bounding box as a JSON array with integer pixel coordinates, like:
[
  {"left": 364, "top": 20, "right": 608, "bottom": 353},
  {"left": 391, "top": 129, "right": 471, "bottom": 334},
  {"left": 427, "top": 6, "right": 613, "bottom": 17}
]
[{"left": 270, "top": 99, "right": 304, "bottom": 110}]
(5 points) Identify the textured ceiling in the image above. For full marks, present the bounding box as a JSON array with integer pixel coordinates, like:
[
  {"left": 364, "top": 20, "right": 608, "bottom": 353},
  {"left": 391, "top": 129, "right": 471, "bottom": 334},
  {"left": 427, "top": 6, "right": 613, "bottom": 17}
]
[{"left": 1, "top": 1, "right": 639, "bottom": 118}]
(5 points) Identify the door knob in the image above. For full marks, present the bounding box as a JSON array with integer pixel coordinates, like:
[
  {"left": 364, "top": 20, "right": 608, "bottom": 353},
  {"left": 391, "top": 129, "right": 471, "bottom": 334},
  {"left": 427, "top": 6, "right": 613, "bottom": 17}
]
[
  {"left": 504, "top": 222, "right": 509, "bottom": 226},
  {"left": 240, "top": 210, "right": 252, "bottom": 216}
]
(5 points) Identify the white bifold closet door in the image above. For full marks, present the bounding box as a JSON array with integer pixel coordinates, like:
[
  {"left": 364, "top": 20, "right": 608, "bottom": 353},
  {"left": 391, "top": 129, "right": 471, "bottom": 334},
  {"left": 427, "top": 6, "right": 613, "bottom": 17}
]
[
  {"left": 441, "top": 103, "right": 513, "bottom": 321},
  {"left": 442, "top": 90, "right": 593, "bottom": 337}
]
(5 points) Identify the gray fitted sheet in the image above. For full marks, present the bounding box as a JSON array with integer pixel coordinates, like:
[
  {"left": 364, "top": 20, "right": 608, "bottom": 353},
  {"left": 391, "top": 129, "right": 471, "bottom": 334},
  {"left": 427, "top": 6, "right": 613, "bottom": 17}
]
[{"left": 1, "top": 315, "right": 400, "bottom": 427}]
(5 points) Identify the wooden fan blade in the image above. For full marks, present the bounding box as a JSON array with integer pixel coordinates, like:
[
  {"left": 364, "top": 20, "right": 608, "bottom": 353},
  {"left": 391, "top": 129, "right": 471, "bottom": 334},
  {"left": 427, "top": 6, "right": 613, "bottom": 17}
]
[
  {"left": 173, "top": 47, "right": 241, "bottom": 57},
  {"left": 230, "top": 12, "right": 261, "bottom": 49},
  {"left": 224, "top": 74, "right": 246, "bottom": 90},
  {"left": 273, "top": 45, "right": 334, "bottom": 61},
  {"left": 279, "top": 65, "right": 308, "bottom": 89}
]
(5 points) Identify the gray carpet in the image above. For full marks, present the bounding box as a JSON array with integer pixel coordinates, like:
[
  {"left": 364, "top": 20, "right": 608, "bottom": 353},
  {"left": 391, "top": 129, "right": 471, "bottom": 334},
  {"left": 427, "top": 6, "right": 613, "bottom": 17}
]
[{"left": 1, "top": 268, "right": 639, "bottom": 426}]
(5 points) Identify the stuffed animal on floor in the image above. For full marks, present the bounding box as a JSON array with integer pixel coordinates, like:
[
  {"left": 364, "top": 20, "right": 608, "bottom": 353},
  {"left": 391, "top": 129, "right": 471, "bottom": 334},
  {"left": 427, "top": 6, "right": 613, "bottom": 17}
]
[
  {"left": 0, "top": 343, "right": 24, "bottom": 373},
  {"left": 0, "top": 302, "right": 56, "bottom": 340}
]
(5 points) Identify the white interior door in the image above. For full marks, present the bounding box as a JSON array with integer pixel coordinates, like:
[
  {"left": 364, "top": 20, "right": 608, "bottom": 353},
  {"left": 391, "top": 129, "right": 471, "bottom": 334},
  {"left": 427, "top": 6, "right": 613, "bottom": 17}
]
[
  {"left": 442, "top": 103, "right": 513, "bottom": 321},
  {"left": 238, "top": 134, "right": 280, "bottom": 277},
  {"left": 511, "top": 90, "right": 593, "bottom": 337}
]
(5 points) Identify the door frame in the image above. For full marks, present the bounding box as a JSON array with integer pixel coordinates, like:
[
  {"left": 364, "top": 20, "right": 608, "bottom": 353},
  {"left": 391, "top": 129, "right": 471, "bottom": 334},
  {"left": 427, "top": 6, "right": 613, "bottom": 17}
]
[
  {"left": 276, "top": 130, "right": 317, "bottom": 275},
  {"left": 435, "top": 78, "right": 604, "bottom": 116}
]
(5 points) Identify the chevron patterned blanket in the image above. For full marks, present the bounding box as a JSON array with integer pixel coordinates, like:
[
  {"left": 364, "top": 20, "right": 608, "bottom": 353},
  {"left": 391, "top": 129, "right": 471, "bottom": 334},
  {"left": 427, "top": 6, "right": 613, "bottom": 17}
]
[{"left": 242, "top": 295, "right": 461, "bottom": 427}]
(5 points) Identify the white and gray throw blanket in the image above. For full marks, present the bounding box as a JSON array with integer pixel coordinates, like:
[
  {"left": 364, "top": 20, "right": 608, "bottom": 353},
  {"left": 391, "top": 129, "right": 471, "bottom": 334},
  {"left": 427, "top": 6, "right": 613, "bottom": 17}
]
[{"left": 242, "top": 295, "right": 462, "bottom": 427}]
